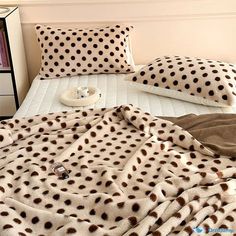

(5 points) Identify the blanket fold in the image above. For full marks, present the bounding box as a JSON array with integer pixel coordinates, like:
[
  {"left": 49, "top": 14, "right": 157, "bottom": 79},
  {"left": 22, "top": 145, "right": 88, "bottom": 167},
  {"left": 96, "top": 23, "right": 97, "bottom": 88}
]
[
  {"left": 0, "top": 105, "right": 235, "bottom": 236},
  {"left": 0, "top": 128, "right": 13, "bottom": 149},
  {"left": 165, "top": 113, "right": 236, "bottom": 157}
]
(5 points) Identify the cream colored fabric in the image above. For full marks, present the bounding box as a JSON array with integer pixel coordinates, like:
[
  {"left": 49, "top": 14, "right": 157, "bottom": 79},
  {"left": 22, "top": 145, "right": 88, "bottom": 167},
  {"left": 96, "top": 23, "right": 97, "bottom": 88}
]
[
  {"left": 35, "top": 24, "right": 135, "bottom": 79},
  {"left": 0, "top": 105, "right": 236, "bottom": 235},
  {"left": 126, "top": 56, "right": 236, "bottom": 107}
]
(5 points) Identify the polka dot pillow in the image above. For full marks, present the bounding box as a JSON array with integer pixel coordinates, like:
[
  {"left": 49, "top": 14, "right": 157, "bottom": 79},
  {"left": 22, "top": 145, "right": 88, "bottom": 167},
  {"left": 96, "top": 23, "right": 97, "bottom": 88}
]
[
  {"left": 35, "top": 24, "right": 135, "bottom": 79},
  {"left": 126, "top": 56, "right": 236, "bottom": 107}
]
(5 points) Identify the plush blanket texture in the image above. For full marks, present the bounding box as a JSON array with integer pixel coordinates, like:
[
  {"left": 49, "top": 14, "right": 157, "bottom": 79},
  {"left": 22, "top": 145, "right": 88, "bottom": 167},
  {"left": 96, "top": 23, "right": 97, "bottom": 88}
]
[
  {"left": 0, "top": 105, "right": 235, "bottom": 236},
  {"left": 166, "top": 113, "right": 236, "bottom": 157}
]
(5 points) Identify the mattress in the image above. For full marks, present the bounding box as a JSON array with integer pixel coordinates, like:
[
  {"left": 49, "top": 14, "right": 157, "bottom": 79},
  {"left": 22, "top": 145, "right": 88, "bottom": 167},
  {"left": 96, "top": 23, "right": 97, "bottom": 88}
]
[{"left": 15, "top": 70, "right": 236, "bottom": 118}]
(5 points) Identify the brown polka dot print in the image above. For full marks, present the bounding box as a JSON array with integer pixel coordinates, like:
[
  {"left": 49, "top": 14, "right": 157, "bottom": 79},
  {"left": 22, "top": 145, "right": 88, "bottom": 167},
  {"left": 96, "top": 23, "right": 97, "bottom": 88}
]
[
  {"left": 35, "top": 24, "right": 135, "bottom": 79},
  {"left": 0, "top": 105, "right": 235, "bottom": 235},
  {"left": 126, "top": 56, "right": 236, "bottom": 107}
]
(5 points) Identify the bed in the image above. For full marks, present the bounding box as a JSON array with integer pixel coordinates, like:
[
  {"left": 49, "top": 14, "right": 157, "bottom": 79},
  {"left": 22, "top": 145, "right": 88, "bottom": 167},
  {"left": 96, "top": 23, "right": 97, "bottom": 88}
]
[
  {"left": 14, "top": 69, "right": 236, "bottom": 119},
  {"left": 1, "top": 70, "right": 236, "bottom": 236},
  {"left": 1, "top": 20, "right": 236, "bottom": 236}
]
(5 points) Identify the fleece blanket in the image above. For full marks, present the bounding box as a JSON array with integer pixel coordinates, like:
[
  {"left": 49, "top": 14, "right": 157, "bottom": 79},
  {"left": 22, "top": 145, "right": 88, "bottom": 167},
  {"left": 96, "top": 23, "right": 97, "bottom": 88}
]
[
  {"left": 165, "top": 113, "right": 236, "bottom": 157},
  {"left": 0, "top": 105, "right": 235, "bottom": 236}
]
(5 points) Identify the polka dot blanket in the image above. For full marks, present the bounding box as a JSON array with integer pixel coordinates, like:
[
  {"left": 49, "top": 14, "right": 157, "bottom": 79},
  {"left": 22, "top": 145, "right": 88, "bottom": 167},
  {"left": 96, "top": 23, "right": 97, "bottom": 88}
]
[{"left": 0, "top": 105, "right": 235, "bottom": 235}]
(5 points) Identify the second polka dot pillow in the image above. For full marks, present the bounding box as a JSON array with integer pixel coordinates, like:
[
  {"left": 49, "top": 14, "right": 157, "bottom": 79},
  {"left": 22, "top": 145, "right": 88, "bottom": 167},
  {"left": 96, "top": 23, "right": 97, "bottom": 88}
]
[
  {"left": 35, "top": 24, "right": 135, "bottom": 79},
  {"left": 126, "top": 56, "right": 236, "bottom": 107}
]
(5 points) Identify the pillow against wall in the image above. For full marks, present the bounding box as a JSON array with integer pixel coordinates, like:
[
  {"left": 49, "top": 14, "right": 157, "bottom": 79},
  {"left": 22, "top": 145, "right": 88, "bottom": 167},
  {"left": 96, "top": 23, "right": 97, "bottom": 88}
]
[
  {"left": 126, "top": 56, "right": 236, "bottom": 107},
  {"left": 35, "top": 24, "right": 135, "bottom": 79}
]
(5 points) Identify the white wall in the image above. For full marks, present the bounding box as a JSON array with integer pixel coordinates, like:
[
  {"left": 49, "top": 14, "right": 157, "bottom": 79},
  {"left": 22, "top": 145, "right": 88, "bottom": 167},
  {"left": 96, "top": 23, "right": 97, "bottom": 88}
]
[{"left": 1, "top": 0, "right": 236, "bottom": 82}]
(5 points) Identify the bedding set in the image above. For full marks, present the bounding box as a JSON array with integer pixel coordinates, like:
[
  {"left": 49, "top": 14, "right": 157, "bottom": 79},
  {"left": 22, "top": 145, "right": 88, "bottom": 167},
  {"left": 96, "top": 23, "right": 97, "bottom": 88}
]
[
  {"left": 1, "top": 105, "right": 236, "bottom": 236},
  {"left": 1, "top": 23, "right": 236, "bottom": 235}
]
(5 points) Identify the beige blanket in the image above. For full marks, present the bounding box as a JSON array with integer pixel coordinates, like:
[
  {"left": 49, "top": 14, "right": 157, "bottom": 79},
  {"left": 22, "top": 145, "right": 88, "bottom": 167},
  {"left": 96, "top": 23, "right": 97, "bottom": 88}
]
[{"left": 0, "top": 105, "right": 235, "bottom": 236}]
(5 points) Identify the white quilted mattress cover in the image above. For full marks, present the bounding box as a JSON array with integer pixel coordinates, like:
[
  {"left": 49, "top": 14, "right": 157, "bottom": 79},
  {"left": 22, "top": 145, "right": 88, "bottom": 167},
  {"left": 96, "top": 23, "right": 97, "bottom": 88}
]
[{"left": 15, "top": 69, "right": 236, "bottom": 118}]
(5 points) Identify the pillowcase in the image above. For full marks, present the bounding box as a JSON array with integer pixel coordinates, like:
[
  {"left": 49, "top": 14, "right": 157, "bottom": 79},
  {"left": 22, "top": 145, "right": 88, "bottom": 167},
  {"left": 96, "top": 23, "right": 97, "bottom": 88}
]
[
  {"left": 35, "top": 24, "right": 135, "bottom": 79},
  {"left": 126, "top": 56, "right": 236, "bottom": 107}
]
